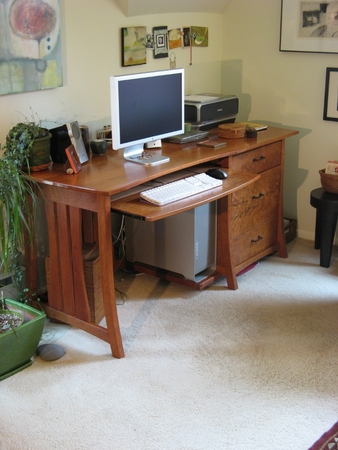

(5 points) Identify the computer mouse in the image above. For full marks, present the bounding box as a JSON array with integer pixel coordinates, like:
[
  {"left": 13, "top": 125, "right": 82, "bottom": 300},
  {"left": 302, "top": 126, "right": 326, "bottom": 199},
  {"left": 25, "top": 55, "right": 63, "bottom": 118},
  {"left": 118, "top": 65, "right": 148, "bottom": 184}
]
[{"left": 205, "top": 168, "right": 228, "bottom": 180}]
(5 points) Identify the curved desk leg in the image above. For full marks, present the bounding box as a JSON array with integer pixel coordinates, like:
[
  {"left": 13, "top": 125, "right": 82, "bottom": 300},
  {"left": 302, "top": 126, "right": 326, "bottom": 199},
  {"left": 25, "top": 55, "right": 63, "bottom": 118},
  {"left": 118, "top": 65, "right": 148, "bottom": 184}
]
[
  {"left": 216, "top": 195, "right": 238, "bottom": 290},
  {"left": 97, "top": 196, "right": 124, "bottom": 358}
]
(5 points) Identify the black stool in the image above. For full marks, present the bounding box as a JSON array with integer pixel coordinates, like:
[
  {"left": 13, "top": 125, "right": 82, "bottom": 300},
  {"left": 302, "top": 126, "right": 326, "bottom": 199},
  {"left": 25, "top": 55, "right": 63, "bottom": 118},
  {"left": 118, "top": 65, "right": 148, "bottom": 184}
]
[{"left": 310, "top": 187, "right": 338, "bottom": 267}]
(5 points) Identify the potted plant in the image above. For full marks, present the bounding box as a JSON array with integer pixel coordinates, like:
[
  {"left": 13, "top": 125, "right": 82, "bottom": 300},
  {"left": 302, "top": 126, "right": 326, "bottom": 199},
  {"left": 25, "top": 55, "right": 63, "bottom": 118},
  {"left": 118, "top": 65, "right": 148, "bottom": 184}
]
[
  {"left": 0, "top": 124, "right": 46, "bottom": 381},
  {"left": 4, "top": 117, "right": 52, "bottom": 171},
  {"left": 0, "top": 296, "right": 45, "bottom": 380}
]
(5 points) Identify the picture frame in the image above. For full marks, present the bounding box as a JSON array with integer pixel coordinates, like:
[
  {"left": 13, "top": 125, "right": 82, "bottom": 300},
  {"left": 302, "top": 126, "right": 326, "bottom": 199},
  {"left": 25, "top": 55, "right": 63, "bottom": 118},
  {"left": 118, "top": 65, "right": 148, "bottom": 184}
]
[
  {"left": 121, "top": 26, "right": 147, "bottom": 67},
  {"left": 280, "top": 0, "right": 338, "bottom": 54},
  {"left": 190, "top": 26, "right": 209, "bottom": 47},
  {"left": 65, "top": 145, "right": 82, "bottom": 174},
  {"left": 182, "top": 28, "right": 191, "bottom": 48},
  {"left": 153, "top": 26, "right": 168, "bottom": 59},
  {"left": 323, "top": 67, "right": 338, "bottom": 121},
  {"left": 146, "top": 34, "right": 154, "bottom": 49},
  {"left": 168, "top": 28, "right": 183, "bottom": 50},
  {"left": 0, "top": 0, "right": 63, "bottom": 95}
]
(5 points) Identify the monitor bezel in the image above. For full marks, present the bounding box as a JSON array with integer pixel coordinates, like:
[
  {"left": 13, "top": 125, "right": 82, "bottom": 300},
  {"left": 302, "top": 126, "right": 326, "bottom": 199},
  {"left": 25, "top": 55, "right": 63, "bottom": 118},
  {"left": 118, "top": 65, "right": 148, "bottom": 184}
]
[{"left": 110, "top": 68, "right": 184, "bottom": 165}]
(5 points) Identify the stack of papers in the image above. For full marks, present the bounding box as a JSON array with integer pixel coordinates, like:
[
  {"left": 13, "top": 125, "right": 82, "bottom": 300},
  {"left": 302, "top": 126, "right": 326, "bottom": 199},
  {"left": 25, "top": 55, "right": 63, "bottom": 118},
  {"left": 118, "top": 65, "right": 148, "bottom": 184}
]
[
  {"left": 185, "top": 95, "right": 220, "bottom": 103},
  {"left": 239, "top": 122, "right": 267, "bottom": 131}
]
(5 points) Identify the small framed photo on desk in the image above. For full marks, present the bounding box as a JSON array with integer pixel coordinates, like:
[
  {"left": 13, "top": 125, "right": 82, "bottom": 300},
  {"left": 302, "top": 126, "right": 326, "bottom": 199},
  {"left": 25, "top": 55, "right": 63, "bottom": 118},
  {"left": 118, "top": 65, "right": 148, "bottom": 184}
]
[{"left": 65, "top": 145, "right": 82, "bottom": 174}]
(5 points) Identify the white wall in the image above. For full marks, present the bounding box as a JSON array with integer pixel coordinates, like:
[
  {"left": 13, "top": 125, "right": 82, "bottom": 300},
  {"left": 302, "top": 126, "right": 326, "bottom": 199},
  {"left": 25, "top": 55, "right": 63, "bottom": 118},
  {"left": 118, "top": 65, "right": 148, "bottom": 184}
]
[
  {"left": 0, "top": 0, "right": 224, "bottom": 142},
  {"left": 222, "top": 0, "right": 338, "bottom": 241},
  {"left": 0, "top": 0, "right": 330, "bottom": 241}
]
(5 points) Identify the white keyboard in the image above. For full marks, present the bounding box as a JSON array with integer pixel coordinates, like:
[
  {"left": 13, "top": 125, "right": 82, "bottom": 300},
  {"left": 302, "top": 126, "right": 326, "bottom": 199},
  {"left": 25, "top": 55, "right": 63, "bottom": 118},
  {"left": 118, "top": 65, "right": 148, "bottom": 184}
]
[{"left": 140, "top": 172, "right": 223, "bottom": 206}]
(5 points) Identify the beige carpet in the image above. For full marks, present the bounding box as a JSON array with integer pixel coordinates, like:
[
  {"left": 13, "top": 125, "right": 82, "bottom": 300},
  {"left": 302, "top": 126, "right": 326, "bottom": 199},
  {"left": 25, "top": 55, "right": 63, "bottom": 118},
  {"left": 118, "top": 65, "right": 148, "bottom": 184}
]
[{"left": 2, "top": 238, "right": 338, "bottom": 450}]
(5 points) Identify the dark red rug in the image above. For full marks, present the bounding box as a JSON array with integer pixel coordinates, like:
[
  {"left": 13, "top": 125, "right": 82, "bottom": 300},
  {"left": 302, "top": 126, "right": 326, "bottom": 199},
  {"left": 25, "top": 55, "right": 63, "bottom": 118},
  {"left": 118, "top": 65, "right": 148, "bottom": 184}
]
[
  {"left": 237, "top": 261, "right": 258, "bottom": 276},
  {"left": 309, "top": 421, "right": 338, "bottom": 450}
]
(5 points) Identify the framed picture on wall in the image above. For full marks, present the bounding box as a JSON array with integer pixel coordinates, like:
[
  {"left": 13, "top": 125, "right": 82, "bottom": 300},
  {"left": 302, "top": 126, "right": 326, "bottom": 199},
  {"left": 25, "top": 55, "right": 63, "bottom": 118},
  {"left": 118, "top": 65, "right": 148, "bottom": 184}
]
[
  {"left": 323, "top": 67, "right": 338, "bottom": 121},
  {"left": 168, "top": 28, "right": 183, "bottom": 50},
  {"left": 153, "top": 26, "right": 168, "bottom": 59},
  {"left": 280, "top": 0, "right": 338, "bottom": 53},
  {"left": 190, "top": 26, "right": 209, "bottom": 47},
  {"left": 0, "top": 0, "right": 63, "bottom": 95},
  {"left": 182, "top": 28, "right": 191, "bottom": 47},
  {"left": 121, "top": 26, "right": 147, "bottom": 67}
]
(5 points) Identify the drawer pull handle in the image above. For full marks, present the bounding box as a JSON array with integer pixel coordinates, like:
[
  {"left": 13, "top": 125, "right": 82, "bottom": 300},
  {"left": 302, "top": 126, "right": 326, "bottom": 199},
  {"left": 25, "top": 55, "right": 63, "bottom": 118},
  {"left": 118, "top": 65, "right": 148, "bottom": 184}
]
[
  {"left": 253, "top": 155, "right": 265, "bottom": 162},
  {"left": 251, "top": 235, "right": 263, "bottom": 243},
  {"left": 252, "top": 192, "right": 264, "bottom": 199}
]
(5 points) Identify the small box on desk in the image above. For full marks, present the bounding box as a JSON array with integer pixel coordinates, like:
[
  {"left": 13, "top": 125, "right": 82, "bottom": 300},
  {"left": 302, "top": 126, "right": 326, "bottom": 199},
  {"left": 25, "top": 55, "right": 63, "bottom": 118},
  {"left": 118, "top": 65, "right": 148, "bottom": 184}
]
[{"left": 45, "top": 244, "right": 104, "bottom": 324}]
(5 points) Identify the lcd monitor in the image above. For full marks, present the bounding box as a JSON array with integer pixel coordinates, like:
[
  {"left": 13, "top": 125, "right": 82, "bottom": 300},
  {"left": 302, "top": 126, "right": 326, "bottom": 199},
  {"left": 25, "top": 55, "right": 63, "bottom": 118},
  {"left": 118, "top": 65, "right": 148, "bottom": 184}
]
[{"left": 110, "top": 68, "right": 184, "bottom": 166}]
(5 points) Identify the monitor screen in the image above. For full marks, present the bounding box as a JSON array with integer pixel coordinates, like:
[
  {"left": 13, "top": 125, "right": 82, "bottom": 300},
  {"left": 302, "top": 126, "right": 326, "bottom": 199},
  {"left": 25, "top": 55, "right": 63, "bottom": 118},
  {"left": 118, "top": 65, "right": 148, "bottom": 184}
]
[{"left": 110, "top": 68, "right": 184, "bottom": 165}]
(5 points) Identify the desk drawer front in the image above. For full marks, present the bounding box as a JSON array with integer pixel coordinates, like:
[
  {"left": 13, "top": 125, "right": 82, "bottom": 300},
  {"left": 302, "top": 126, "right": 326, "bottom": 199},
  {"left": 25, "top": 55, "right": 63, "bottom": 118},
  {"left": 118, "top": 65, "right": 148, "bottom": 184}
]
[
  {"left": 232, "top": 218, "right": 278, "bottom": 267},
  {"left": 231, "top": 167, "right": 281, "bottom": 238},
  {"left": 230, "top": 142, "right": 281, "bottom": 174}
]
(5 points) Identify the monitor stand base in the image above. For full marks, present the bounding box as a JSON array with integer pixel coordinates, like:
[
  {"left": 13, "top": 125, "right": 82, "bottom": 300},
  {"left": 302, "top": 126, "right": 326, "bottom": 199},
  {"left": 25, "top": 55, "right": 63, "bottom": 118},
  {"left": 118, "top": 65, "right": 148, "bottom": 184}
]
[{"left": 124, "top": 145, "right": 170, "bottom": 166}]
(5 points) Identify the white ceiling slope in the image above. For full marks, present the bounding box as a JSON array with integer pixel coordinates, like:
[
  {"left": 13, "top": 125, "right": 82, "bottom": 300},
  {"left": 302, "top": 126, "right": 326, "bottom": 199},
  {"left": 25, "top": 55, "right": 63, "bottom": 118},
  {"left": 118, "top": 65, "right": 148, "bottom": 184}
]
[{"left": 116, "top": 0, "right": 232, "bottom": 16}]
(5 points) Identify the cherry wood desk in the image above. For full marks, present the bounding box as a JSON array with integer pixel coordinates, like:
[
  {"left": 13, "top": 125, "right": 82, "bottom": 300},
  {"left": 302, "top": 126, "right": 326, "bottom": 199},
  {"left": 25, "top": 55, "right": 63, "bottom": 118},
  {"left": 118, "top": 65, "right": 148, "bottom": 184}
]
[{"left": 27, "top": 126, "right": 298, "bottom": 358}]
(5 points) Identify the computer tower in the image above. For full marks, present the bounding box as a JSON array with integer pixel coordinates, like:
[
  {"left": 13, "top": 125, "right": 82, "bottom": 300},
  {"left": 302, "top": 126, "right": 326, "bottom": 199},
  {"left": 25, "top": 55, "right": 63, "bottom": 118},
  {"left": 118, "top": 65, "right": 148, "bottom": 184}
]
[{"left": 125, "top": 203, "right": 216, "bottom": 282}]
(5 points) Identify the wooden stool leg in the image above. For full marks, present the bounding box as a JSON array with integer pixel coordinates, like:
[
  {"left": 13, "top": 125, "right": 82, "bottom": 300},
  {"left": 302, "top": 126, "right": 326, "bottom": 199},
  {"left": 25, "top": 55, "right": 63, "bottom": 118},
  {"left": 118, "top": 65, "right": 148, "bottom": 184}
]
[
  {"left": 320, "top": 209, "right": 338, "bottom": 267},
  {"left": 314, "top": 207, "right": 322, "bottom": 250}
]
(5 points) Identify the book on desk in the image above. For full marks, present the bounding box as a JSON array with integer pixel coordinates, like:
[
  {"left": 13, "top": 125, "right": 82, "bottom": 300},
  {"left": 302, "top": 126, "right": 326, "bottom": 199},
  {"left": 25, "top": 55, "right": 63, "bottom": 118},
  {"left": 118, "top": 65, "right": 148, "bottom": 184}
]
[{"left": 239, "top": 122, "right": 267, "bottom": 131}]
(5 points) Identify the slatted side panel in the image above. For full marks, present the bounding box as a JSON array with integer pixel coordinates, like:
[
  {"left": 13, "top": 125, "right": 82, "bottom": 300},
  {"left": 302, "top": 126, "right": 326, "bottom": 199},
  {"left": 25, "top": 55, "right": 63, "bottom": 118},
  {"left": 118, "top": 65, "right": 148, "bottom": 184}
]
[
  {"left": 44, "top": 200, "right": 90, "bottom": 322},
  {"left": 69, "top": 206, "right": 91, "bottom": 322},
  {"left": 56, "top": 203, "right": 76, "bottom": 316},
  {"left": 44, "top": 200, "right": 63, "bottom": 311}
]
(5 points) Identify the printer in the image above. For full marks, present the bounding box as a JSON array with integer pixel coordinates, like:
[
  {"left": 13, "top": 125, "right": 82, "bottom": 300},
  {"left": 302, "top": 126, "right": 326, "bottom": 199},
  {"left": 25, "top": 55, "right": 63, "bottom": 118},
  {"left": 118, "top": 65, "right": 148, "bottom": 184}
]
[{"left": 184, "top": 94, "right": 238, "bottom": 130}]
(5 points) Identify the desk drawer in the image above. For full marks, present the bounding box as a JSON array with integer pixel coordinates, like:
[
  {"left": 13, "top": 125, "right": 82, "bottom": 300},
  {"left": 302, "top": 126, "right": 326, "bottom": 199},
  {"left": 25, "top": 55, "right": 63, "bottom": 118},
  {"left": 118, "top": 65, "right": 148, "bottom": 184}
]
[
  {"left": 229, "top": 142, "right": 281, "bottom": 174},
  {"left": 231, "top": 167, "right": 281, "bottom": 238},
  {"left": 232, "top": 218, "right": 278, "bottom": 267}
]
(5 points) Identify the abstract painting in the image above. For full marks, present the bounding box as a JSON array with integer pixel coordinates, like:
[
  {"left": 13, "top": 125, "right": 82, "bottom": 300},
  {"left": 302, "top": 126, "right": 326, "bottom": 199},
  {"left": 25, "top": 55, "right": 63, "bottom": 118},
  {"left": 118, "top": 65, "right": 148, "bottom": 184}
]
[
  {"left": 0, "top": 0, "right": 63, "bottom": 95},
  {"left": 121, "top": 26, "right": 147, "bottom": 67},
  {"left": 190, "top": 26, "right": 209, "bottom": 47}
]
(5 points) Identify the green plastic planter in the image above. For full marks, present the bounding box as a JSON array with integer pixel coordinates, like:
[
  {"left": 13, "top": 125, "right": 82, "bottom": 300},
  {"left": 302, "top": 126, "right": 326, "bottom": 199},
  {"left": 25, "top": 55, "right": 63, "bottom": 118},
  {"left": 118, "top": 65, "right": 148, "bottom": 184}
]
[
  {"left": 0, "top": 299, "right": 46, "bottom": 381},
  {"left": 22, "top": 128, "right": 52, "bottom": 171}
]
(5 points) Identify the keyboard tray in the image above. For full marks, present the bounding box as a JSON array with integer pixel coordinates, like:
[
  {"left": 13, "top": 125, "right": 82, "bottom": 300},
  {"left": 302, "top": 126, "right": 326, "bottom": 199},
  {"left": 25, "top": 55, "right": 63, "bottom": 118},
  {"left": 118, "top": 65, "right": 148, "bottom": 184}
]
[{"left": 111, "top": 171, "right": 260, "bottom": 222}]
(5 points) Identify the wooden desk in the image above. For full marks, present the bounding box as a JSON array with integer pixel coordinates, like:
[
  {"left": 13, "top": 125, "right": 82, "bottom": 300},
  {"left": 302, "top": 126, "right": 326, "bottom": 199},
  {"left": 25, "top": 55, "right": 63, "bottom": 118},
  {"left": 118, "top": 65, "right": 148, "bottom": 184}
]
[{"left": 27, "top": 127, "right": 298, "bottom": 358}]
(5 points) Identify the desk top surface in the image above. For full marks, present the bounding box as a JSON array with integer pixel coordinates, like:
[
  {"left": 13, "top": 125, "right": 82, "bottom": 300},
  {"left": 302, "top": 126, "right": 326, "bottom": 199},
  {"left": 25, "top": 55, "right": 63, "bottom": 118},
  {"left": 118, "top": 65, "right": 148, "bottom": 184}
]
[{"left": 30, "top": 126, "right": 298, "bottom": 197}]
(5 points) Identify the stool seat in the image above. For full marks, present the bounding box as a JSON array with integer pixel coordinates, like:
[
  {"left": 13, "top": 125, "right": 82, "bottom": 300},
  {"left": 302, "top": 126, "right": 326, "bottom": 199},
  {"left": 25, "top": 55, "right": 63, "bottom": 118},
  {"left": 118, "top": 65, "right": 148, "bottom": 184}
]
[{"left": 310, "top": 187, "right": 338, "bottom": 267}]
